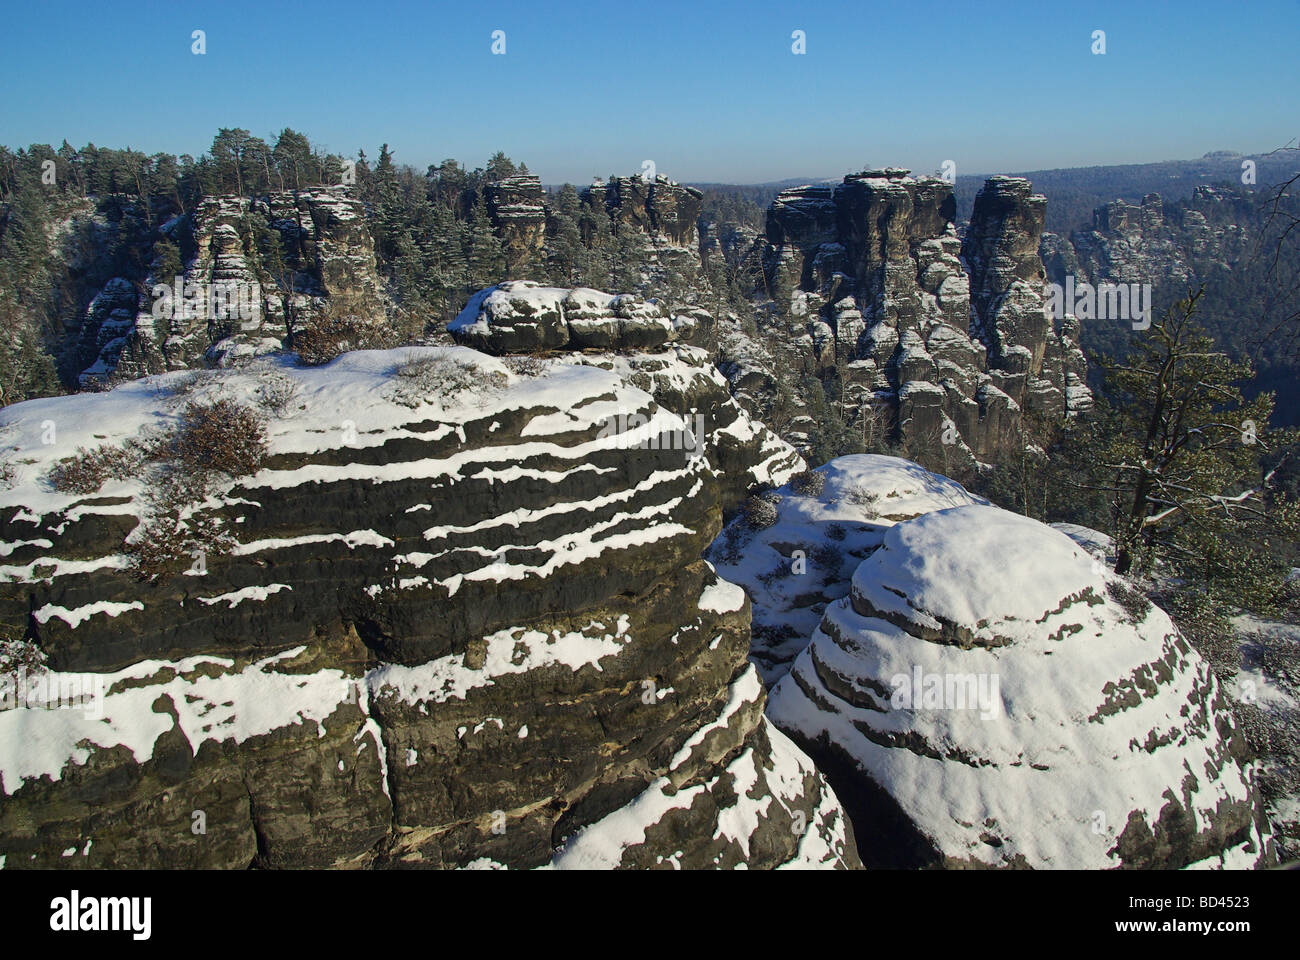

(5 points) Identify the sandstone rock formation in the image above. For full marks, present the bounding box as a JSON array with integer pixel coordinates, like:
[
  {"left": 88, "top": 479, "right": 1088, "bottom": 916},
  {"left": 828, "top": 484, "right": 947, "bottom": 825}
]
[
  {"left": 70, "top": 187, "right": 387, "bottom": 386},
  {"left": 588, "top": 175, "right": 703, "bottom": 248},
  {"left": 484, "top": 175, "right": 547, "bottom": 267},
  {"left": 707, "top": 455, "right": 987, "bottom": 685},
  {"left": 741, "top": 458, "right": 1274, "bottom": 869},
  {"left": 0, "top": 338, "right": 848, "bottom": 869},
  {"left": 1041, "top": 185, "right": 1254, "bottom": 300},
  {"left": 449, "top": 281, "right": 694, "bottom": 354},
  {"left": 449, "top": 282, "right": 801, "bottom": 510},
  {"left": 723, "top": 170, "right": 1091, "bottom": 467},
  {"left": 963, "top": 176, "right": 1091, "bottom": 423}
]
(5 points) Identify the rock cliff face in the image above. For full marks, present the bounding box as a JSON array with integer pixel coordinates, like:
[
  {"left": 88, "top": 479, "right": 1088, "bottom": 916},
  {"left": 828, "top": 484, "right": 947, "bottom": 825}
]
[
  {"left": 725, "top": 170, "right": 1090, "bottom": 466},
  {"left": 708, "top": 456, "right": 988, "bottom": 685},
  {"left": 0, "top": 325, "right": 851, "bottom": 868},
  {"left": 484, "top": 175, "right": 548, "bottom": 266},
  {"left": 710, "top": 456, "right": 1275, "bottom": 869},
  {"left": 1040, "top": 185, "right": 1254, "bottom": 298},
  {"left": 589, "top": 176, "right": 704, "bottom": 248},
  {"left": 448, "top": 282, "right": 802, "bottom": 509},
  {"left": 70, "top": 187, "right": 387, "bottom": 386},
  {"left": 963, "top": 177, "right": 1091, "bottom": 424}
]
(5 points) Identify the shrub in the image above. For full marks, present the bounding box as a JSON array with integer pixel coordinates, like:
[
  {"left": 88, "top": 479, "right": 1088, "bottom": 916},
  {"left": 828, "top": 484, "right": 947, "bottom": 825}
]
[
  {"left": 843, "top": 484, "right": 880, "bottom": 518},
  {"left": 48, "top": 444, "right": 142, "bottom": 495},
  {"left": 791, "top": 470, "right": 826, "bottom": 497},
  {"left": 387, "top": 353, "right": 505, "bottom": 408},
  {"left": 1106, "top": 578, "right": 1154, "bottom": 625},
  {"left": 173, "top": 399, "right": 268, "bottom": 479},
  {"left": 0, "top": 459, "right": 15, "bottom": 489},
  {"left": 254, "top": 372, "right": 302, "bottom": 417},
  {"left": 0, "top": 636, "right": 46, "bottom": 677},
  {"left": 741, "top": 494, "right": 779, "bottom": 530},
  {"left": 294, "top": 314, "right": 390, "bottom": 366},
  {"left": 157, "top": 369, "right": 210, "bottom": 401},
  {"left": 125, "top": 510, "right": 235, "bottom": 581},
  {"left": 124, "top": 473, "right": 235, "bottom": 581},
  {"left": 1161, "top": 588, "right": 1234, "bottom": 680},
  {"left": 811, "top": 542, "right": 842, "bottom": 572},
  {"left": 844, "top": 485, "right": 879, "bottom": 507},
  {"left": 504, "top": 354, "right": 550, "bottom": 378}
]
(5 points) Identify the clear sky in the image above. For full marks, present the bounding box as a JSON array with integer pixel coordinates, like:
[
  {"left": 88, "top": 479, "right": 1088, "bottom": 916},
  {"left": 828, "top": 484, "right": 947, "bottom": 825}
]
[{"left": 2, "top": 0, "right": 1296, "bottom": 184}]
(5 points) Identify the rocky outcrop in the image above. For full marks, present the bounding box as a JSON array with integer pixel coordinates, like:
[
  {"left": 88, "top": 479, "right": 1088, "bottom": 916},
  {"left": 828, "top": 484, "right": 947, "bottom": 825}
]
[
  {"left": 1041, "top": 185, "right": 1254, "bottom": 300},
  {"left": 484, "top": 175, "right": 547, "bottom": 266},
  {"left": 72, "top": 187, "right": 387, "bottom": 385},
  {"left": 588, "top": 176, "right": 703, "bottom": 247},
  {"left": 742, "top": 458, "right": 1274, "bottom": 869},
  {"left": 0, "top": 339, "right": 846, "bottom": 869},
  {"left": 963, "top": 177, "right": 1090, "bottom": 422},
  {"left": 707, "top": 455, "right": 988, "bottom": 685},
  {"left": 449, "top": 281, "right": 695, "bottom": 354},
  {"left": 448, "top": 282, "right": 802, "bottom": 509},
  {"left": 726, "top": 170, "right": 1091, "bottom": 468}
]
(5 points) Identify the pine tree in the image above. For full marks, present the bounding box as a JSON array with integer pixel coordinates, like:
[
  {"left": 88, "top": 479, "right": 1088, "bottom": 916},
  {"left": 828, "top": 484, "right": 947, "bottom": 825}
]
[
  {"left": 546, "top": 184, "right": 585, "bottom": 285},
  {"left": 427, "top": 201, "right": 467, "bottom": 322},
  {"left": 611, "top": 212, "right": 647, "bottom": 294},
  {"left": 464, "top": 189, "right": 506, "bottom": 292},
  {"left": 1079, "top": 290, "right": 1299, "bottom": 609},
  {"left": 578, "top": 192, "right": 613, "bottom": 290},
  {"left": 372, "top": 144, "right": 405, "bottom": 266}
]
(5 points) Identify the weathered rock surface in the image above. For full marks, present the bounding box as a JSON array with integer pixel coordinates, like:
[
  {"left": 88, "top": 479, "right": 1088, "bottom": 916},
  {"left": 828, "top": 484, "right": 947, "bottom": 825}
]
[
  {"left": 1041, "top": 185, "right": 1255, "bottom": 305},
  {"left": 722, "top": 170, "right": 1091, "bottom": 467},
  {"left": 963, "top": 176, "right": 1091, "bottom": 424},
  {"left": 447, "top": 283, "right": 802, "bottom": 510},
  {"left": 708, "top": 455, "right": 987, "bottom": 685},
  {"left": 449, "top": 281, "right": 694, "bottom": 354},
  {"left": 0, "top": 343, "right": 848, "bottom": 869},
  {"left": 71, "top": 187, "right": 387, "bottom": 386},
  {"left": 588, "top": 176, "right": 704, "bottom": 248},
  {"left": 484, "top": 175, "right": 548, "bottom": 266},
  {"left": 746, "top": 459, "right": 1274, "bottom": 869}
]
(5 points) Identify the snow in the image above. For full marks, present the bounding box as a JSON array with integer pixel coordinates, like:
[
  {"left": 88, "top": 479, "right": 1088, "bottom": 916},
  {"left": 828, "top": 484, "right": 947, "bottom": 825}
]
[
  {"left": 697, "top": 576, "right": 746, "bottom": 615},
  {"left": 0, "top": 345, "right": 618, "bottom": 523},
  {"left": 669, "top": 663, "right": 763, "bottom": 772},
  {"left": 544, "top": 713, "right": 844, "bottom": 870},
  {"left": 367, "top": 618, "right": 632, "bottom": 709},
  {"left": 33, "top": 600, "right": 144, "bottom": 629},
  {"left": 197, "top": 584, "right": 291, "bottom": 609},
  {"left": 707, "top": 454, "right": 987, "bottom": 684},
  {"left": 850, "top": 505, "right": 1105, "bottom": 642},
  {"left": 767, "top": 496, "right": 1265, "bottom": 869},
  {"left": 0, "top": 648, "right": 353, "bottom": 795}
]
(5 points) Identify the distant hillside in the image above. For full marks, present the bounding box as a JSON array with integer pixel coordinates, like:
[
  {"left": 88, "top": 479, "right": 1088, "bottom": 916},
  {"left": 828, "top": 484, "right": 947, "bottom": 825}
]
[{"left": 955, "top": 150, "right": 1300, "bottom": 233}]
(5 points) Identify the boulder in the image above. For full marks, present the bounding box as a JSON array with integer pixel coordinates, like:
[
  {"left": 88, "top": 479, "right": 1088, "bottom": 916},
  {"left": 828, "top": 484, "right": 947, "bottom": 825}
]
[
  {"left": 0, "top": 344, "right": 844, "bottom": 869},
  {"left": 764, "top": 492, "right": 1275, "bottom": 869}
]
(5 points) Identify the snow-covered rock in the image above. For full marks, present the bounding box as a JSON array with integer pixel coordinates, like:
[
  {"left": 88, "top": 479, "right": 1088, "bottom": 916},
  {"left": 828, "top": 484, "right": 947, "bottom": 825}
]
[
  {"left": 707, "top": 455, "right": 987, "bottom": 684},
  {"left": 0, "top": 344, "right": 841, "bottom": 869},
  {"left": 742, "top": 170, "right": 1091, "bottom": 467},
  {"left": 449, "top": 281, "right": 697, "bottom": 354},
  {"left": 764, "top": 490, "right": 1274, "bottom": 869}
]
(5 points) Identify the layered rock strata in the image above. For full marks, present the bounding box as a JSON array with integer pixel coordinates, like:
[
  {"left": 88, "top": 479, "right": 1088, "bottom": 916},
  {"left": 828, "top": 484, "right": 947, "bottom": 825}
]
[
  {"left": 0, "top": 341, "right": 849, "bottom": 869},
  {"left": 734, "top": 459, "right": 1274, "bottom": 869}
]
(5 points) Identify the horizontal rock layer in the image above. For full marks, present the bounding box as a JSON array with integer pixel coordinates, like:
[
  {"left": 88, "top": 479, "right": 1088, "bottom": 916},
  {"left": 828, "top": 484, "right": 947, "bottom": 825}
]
[
  {"left": 0, "top": 345, "right": 847, "bottom": 869},
  {"left": 748, "top": 466, "right": 1274, "bottom": 869}
]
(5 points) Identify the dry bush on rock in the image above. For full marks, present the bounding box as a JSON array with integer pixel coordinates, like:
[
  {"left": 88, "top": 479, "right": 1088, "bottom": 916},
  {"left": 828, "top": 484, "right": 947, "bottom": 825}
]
[{"left": 387, "top": 353, "right": 506, "bottom": 408}]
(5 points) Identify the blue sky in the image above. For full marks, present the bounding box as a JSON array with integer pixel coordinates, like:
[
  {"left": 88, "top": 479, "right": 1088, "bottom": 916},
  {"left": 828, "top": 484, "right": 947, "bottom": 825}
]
[{"left": 2, "top": 0, "right": 1296, "bottom": 184}]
